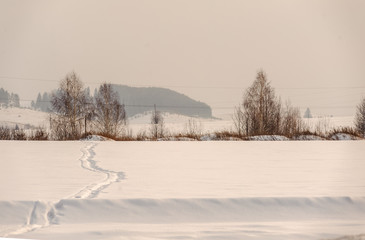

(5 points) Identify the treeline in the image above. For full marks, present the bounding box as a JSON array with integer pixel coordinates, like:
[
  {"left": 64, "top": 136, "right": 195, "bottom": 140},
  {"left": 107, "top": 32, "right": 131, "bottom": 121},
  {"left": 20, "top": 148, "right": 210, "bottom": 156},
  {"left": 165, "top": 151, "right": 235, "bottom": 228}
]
[
  {"left": 1, "top": 70, "right": 365, "bottom": 140},
  {"left": 31, "top": 88, "right": 93, "bottom": 112},
  {"left": 48, "top": 72, "right": 210, "bottom": 140},
  {"left": 31, "top": 92, "right": 51, "bottom": 112},
  {"left": 232, "top": 70, "right": 365, "bottom": 139},
  {"left": 0, "top": 88, "right": 20, "bottom": 108},
  {"left": 0, "top": 127, "right": 48, "bottom": 140},
  {"left": 48, "top": 72, "right": 126, "bottom": 140}
]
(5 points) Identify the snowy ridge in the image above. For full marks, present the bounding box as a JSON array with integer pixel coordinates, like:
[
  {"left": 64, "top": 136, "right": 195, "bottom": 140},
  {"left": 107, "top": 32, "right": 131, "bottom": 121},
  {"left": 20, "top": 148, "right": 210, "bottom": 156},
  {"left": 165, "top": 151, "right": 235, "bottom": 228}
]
[
  {"left": 49, "top": 197, "right": 365, "bottom": 223},
  {"left": 325, "top": 235, "right": 365, "bottom": 240},
  {"left": 1, "top": 141, "right": 126, "bottom": 237},
  {"left": 2, "top": 197, "right": 364, "bottom": 228},
  {"left": 0, "top": 201, "right": 55, "bottom": 237},
  {"left": 0, "top": 107, "right": 49, "bottom": 129}
]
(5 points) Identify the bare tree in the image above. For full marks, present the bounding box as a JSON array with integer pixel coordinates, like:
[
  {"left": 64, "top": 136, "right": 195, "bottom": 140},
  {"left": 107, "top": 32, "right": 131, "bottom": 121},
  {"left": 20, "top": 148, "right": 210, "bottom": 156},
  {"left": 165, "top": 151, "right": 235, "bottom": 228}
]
[
  {"left": 233, "top": 106, "right": 245, "bottom": 137},
  {"left": 355, "top": 97, "right": 365, "bottom": 137},
  {"left": 314, "top": 116, "right": 331, "bottom": 136},
  {"left": 234, "top": 70, "right": 306, "bottom": 137},
  {"left": 234, "top": 70, "right": 281, "bottom": 136},
  {"left": 281, "top": 101, "right": 305, "bottom": 137},
  {"left": 94, "top": 83, "right": 127, "bottom": 138},
  {"left": 150, "top": 104, "right": 165, "bottom": 139},
  {"left": 185, "top": 118, "right": 203, "bottom": 138},
  {"left": 51, "top": 72, "right": 87, "bottom": 140}
]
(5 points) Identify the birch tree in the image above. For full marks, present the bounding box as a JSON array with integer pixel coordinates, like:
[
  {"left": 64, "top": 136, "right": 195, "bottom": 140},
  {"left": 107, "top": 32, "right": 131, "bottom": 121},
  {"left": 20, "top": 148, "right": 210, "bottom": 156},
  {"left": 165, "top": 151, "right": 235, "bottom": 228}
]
[
  {"left": 94, "top": 83, "right": 126, "bottom": 138},
  {"left": 51, "top": 72, "right": 87, "bottom": 140}
]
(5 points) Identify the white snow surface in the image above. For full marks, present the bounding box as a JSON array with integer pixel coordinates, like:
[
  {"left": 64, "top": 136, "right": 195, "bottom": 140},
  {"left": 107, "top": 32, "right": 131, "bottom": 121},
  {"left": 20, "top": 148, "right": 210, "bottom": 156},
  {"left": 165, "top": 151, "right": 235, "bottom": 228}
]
[
  {"left": 330, "top": 133, "right": 360, "bottom": 141},
  {"left": 248, "top": 135, "right": 290, "bottom": 141},
  {"left": 292, "top": 135, "right": 326, "bottom": 141},
  {"left": 0, "top": 108, "right": 49, "bottom": 129},
  {"left": 81, "top": 135, "right": 114, "bottom": 141},
  {"left": 1, "top": 141, "right": 365, "bottom": 240},
  {"left": 128, "top": 112, "right": 234, "bottom": 136}
]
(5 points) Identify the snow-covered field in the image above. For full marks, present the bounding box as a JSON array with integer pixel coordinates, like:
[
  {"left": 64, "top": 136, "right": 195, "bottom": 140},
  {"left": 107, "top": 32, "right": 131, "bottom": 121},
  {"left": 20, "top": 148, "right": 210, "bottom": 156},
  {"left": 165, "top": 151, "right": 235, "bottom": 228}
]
[
  {"left": 1, "top": 140, "right": 365, "bottom": 240},
  {"left": 0, "top": 107, "right": 356, "bottom": 136},
  {"left": 0, "top": 108, "right": 49, "bottom": 129},
  {"left": 1, "top": 107, "right": 364, "bottom": 239}
]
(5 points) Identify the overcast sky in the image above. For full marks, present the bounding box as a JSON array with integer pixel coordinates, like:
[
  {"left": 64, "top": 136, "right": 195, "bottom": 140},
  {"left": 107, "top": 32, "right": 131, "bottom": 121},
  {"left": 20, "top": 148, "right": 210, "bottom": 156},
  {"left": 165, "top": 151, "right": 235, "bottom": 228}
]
[{"left": 1, "top": 0, "right": 364, "bottom": 116}]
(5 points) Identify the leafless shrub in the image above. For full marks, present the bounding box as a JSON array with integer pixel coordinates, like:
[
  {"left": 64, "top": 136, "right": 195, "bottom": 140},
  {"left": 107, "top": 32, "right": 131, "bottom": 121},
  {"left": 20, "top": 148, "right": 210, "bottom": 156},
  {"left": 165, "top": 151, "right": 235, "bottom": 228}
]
[
  {"left": 28, "top": 128, "right": 49, "bottom": 140},
  {"left": 110, "top": 128, "right": 134, "bottom": 141},
  {"left": 150, "top": 105, "right": 166, "bottom": 139},
  {"left": 314, "top": 116, "right": 332, "bottom": 136},
  {"left": 115, "top": 135, "right": 135, "bottom": 141},
  {"left": 11, "top": 129, "right": 27, "bottom": 140},
  {"left": 170, "top": 133, "right": 199, "bottom": 141},
  {"left": 1, "top": 126, "right": 48, "bottom": 140},
  {"left": 213, "top": 130, "right": 243, "bottom": 140},
  {"left": 184, "top": 118, "right": 203, "bottom": 139},
  {"left": 281, "top": 101, "right": 306, "bottom": 137},
  {"left": 136, "top": 130, "right": 148, "bottom": 141},
  {"left": 328, "top": 127, "right": 363, "bottom": 139},
  {"left": 354, "top": 97, "right": 365, "bottom": 137},
  {"left": 0, "top": 126, "right": 11, "bottom": 140}
]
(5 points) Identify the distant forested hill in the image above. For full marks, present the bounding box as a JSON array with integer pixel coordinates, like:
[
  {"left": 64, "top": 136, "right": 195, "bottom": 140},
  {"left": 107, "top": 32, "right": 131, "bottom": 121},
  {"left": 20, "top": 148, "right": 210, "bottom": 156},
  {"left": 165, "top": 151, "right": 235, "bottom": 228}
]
[
  {"left": 0, "top": 88, "right": 20, "bottom": 108},
  {"left": 112, "top": 85, "right": 212, "bottom": 118},
  {"left": 31, "top": 85, "right": 212, "bottom": 118}
]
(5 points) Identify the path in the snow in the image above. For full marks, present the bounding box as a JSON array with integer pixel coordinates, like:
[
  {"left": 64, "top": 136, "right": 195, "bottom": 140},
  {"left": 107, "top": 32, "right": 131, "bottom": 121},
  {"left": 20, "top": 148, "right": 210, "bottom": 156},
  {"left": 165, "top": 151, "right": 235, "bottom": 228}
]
[
  {"left": 71, "top": 142, "right": 125, "bottom": 199},
  {"left": 3, "top": 141, "right": 125, "bottom": 238}
]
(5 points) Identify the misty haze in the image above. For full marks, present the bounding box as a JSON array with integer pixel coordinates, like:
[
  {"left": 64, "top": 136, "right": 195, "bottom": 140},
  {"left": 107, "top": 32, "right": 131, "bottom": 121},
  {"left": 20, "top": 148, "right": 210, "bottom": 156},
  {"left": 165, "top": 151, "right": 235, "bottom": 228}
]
[{"left": 1, "top": 1, "right": 365, "bottom": 240}]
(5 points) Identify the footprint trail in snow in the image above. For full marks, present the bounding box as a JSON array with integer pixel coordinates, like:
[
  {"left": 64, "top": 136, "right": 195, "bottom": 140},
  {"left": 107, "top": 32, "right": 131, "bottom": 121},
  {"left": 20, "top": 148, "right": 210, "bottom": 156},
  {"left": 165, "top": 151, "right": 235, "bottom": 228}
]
[
  {"left": 72, "top": 141, "right": 125, "bottom": 199},
  {"left": 4, "top": 141, "right": 125, "bottom": 237}
]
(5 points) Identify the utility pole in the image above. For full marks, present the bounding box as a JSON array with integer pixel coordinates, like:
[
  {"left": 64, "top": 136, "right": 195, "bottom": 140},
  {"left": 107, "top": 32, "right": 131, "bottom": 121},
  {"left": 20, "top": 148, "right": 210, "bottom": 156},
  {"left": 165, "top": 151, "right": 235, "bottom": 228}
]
[{"left": 49, "top": 115, "right": 52, "bottom": 131}]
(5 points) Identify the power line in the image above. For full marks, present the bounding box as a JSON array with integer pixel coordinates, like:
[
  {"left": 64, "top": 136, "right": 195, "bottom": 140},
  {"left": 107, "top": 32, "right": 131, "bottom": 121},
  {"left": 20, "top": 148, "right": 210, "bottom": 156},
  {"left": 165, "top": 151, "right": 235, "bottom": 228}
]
[
  {"left": 0, "top": 97, "right": 359, "bottom": 110},
  {"left": 1, "top": 76, "right": 365, "bottom": 90},
  {"left": 0, "top": 97, "right": 231, "bottom": 109},
  {"left": 0, "top": 76, "right": 58, "bottom": 83},
  {"left": 276, "top": 87, "right": 365, "bottom": 90}
]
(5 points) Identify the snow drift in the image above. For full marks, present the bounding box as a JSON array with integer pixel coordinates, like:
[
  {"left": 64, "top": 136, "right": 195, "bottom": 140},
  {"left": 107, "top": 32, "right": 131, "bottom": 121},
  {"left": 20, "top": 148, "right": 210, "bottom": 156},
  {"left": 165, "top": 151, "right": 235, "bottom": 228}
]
[
  {"left": 2, "top": 197, "right": 365, "bottom": 227},
  {"left": 48, "top": 197, "right": 365, "bottom": 223}
]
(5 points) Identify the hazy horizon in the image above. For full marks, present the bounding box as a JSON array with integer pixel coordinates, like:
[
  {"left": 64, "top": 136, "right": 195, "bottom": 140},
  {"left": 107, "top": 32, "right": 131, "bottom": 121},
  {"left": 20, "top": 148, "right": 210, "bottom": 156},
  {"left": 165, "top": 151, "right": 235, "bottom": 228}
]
[{"left": 1, "top": 0, "right": 365, "bottom": 117}]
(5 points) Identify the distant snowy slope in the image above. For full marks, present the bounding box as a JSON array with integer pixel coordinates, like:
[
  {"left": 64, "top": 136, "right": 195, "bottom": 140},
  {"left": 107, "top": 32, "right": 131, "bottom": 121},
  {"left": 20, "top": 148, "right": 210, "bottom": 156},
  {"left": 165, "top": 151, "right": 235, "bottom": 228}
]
[
  {"left": 303, "top": 116, "right": 355, "bottom": 131},
  {"left": 128, "top": 112, "right": 233, "bottom": 135},
  {"left": 0, "top": 107, "right": 357, "bottom": 138},
  {"left": 0, "top": 107, "right": 49, "bottom": 129}
]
